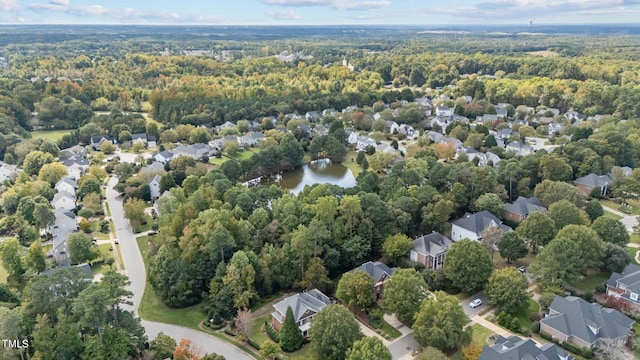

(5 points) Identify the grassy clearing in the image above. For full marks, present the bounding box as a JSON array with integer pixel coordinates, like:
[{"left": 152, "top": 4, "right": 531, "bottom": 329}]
[
  {"left": 602, "top": 210, "right": 623, "bottom": 220},
  {"left": 378, "top": 317, "right": 402, "bottom": 339},
  {"left": 285, "top": 343, "right": 316, "bottom": 360},
  {"left": 136, "top": 236, "right": 205, "bottom": 328},
  {"left": 248, "top": 314, "right": 270, "bottom": 346},
  {"left": 513, "top": 298, "right": 540, "bottom": 331},
  {"left": 30, "top": 129, "right": 73, "bottom": 142},
  {"left": 91, "top": 243, "right": 116, "bottom": 274},
  {"left": 628, "top": 247, "right": 640, "bottom": 265},
  {"left": 115, "top": 244, "right": 125, "bottom": 270},
  {"left": 600, "top": 199, "right": 640, "bottom": 216},
  {"left": 450, "top": 324, "right": 493, "bottom": 360},
  {"left": 567, "top": 272, "right": 610, "bottom": 293},
  {"left": 631, "top": 234, "right": 640, "bottom": 244},
  {"left": 0, "top": 264, "right": 7, "bottom": 284},
  {"left": 105, "top": 202, "right": 112, "bottom": 217},
  {"left": 134, "top": 215, "right": 154, "bottom": 233},
  {"left": 342, "top": 150, "right": 363, "bottom": 178},
  {"left": 109, "top": 219, "right": 116, "bottom": 237},
  {"left": 491, "top": 251, "right": 536, "bottom": 270}
]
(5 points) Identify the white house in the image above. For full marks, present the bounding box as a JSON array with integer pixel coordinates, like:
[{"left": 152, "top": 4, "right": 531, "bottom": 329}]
[
  {"left": 153, "top": 150, "right": 174, "bottom": 164},
  {"left": 345, "top": 130, "right": 358, "bottom": 145},
  {"left": 385, "top": 121, "right": 399, "bottom": 134},
  {"left": 451, "top": 210, "right": 511, "bottom": 241},
  {"left": 52, "top": 191, "right": 76, "bottom": 212},
  {"left": 148, "top": 175, "right": 162, "bottom": 199},
  {"left": 55, "top": 177, "right": 77, "bottom": 195},
  {"left": 131, "top": 133, "right": 148, "bottom": 145},
  {"left": 435, "top": 106, "right": 453, "bottom": 117},
  {"left": 356, "top": 136, "right": 376, "bottom": 151},
  {"left": 239, "top": 132, "right": 265, "bottom": 147},
  {"left": 548, "top": 122, "right": 564, "bottom": 135},
  {"left": 505, "top": 141, "right": 535, "bottom": 156},
  {"left": 0, "top": 163, "right": 18, "bottom": 182}
]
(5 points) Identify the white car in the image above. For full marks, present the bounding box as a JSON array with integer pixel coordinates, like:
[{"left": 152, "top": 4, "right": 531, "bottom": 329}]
[{"left": 469, "top": 299, "right": 483, "bottom": 308}]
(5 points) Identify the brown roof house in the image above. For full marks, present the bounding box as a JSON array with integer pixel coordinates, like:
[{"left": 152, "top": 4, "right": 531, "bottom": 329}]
[
  {"left": 505, "top": 196, "right": 547, "bottom": 222},
  {"left": 606, "top": 263, "right": 640, "bottom": 309},
  {"left": 410, "top": 232, "right": 454, "bottom": 270},
  {"left": 540, "top": 296, "right": 634, "bottom": 350},
  {"left": 349, "top": 261, "right": 395, "bottom": 299},
  {"left": 271, "top": 289, "right": 332, "bottom": 337},
  {"left": 574, "top": 173, "right": 610, "bottom": 197}
]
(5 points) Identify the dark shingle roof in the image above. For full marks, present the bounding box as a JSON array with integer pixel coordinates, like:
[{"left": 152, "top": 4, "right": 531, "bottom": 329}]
[
  {"left": 575, "top": 173, "right": 610, "bottom": 188},
  {"left": 607, "top": 263, "right": 640, "bottom": 294},
  {"left": 479, "top": 335, "right": 572, "bottom": 360},
  {"left": 412, "top": 232, "right": 453, "bottom": 257},
  {"left": 452, "top": 210, "right": 510, "bottom": 235},
  {"left": 272, "top": 289, "right": 331, "bottom": 323},
  {"left": 540, "top": 296, "right": 634, "bottom": 346},
  {"left": 505, "top": 196, "right": 547, "bottom": 217},
  {"left": 349, "top": 261, "right": 394, "bottom": 284}
]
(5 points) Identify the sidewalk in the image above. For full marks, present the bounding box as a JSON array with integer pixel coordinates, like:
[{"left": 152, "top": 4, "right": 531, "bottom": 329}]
[{"left": 384, "top": 314, "right": 412, "bottom": 336}]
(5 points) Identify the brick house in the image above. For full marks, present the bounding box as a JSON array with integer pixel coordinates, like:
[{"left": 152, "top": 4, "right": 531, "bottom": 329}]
[
  {"left": 574, "top": 173, "right": 610, "bottom": 197},
  {"left": 479, "top": 335, "right": 572, "bottom": 360},
  {"left": 606, "top": 263, "right": 640, "bottom": 307},
  {"left": 271, "top": 289, "right": 331, "bottom": 337},
  {"left": 540, "top": 296, "right": 634, "bottom": 350},
  {"left": 410, "top": 232, "right": 454, "bottom": 270},
  {"left": 504, "top": 196, "right": 547, "bottom": 222},
  {"left": 349, "top": 261, "right": 394, "bottom": 299}
]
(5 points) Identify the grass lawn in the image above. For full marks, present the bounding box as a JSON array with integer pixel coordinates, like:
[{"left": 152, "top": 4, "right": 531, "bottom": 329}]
[
  {"left": 134, "top": 215, "right": 154, "bottom": 233},
  {"left": 450, "top": 324, "right": 493, "bottom": 360},
  {"left": 491, "top": 251, "right": 536, "bottom": 270},
  {"left": 115, "top": 244, "right": 125, "bottom": 270},
  {"left": 92, "top": 232, "right": 110, "bottom": 240},
  {"left": 248, "top": 314, "right": 270, "bottom": 346},
  {"left": 513, "top": 298, "right": 540, "bottom": 331},
  {"left": 136, "top": 236, "right": 205, "bottom": 328},
  {"left": 628, "top": 247, "right": 640, "bottom": 265},
  {"left": 342, "top": 150, "right": 363, "bottom": 178},
  {"left": 285, "top": 343, "right": 316, "bottom": 360},
  {"left": 603, "top": 209, "right": 623, "bottom": 220},
  {"left": 631, "top": 234, "right": 640, "bottom": 244},
  {"left": 378, "top": 317, "right": 402, "bottom": 339},
  {"left": 567, "top": 272, "right": 610, "bottom": 294},
  {"left": 91, "top": 243, "right": 116, "bottom": 274},
  {"left": 30, "top": 129, "right": 73, "bottom": 142},
  {"left": 0, "top": 264, "right": 7, "bottom": 284},
  {"left": 600, "top": 198, "right": 640, "bottom": 216},
  {"left": 105, "top": 202, "right": 112, "bottom": 217}
]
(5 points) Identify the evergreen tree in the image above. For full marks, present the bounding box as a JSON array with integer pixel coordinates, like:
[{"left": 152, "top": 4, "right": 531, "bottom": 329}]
[{"left": 279, "top": 306, "right": 303, "bottom": 352}]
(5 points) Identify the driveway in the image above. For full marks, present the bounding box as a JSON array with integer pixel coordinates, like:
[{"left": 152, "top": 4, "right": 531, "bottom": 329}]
[
  {"left": 388, "top": 333, "right": 420, "bottom": 360},
  {"left": 461, "top": 291, "right": 489, "bottom": 317},
  {"left": 106, "top": 176, "right": 252, "bottom": 360}
]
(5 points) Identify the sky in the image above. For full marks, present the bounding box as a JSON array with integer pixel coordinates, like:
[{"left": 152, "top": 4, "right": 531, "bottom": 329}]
[{"left": 1, "top": 0, "right": 639, "bottom": 25}]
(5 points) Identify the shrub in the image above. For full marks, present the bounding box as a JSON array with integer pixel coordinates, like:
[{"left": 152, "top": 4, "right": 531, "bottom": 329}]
[
  {"left": 509, "top": 318, "right": 521, "bottom": 333},
  {"left": 595, "top": 284, "right": 606, "bottom": 293},
  {"left": 521, "top": 327, "right": 530, "bottom": 337},
  {"left": 529, "top": 313, "right": 541, "bottom": 322},
  {"left": 224, "top": 329, "right": 236, "bottom": 337},
  {"left": 265, "top": 322, "right": 280, "bottom": 342},
  {"left": 212, "top": 312, "right": 222, "bottom": 325},
  {"left": 210, "top": 323, "right": 224, "bottom": 330},
  {"left": 539, "top": 331, "right": 552, "bottom": 341},
  {"left": 562, "top": 341, "right": 581, "bottom": 355},
  {"left": 247, "top": 339, "right": 261, "bottom": 350},
  {"left": 581, "top": 347, "right": 593, "bottom": 359},
  {"left": 531, "top": 321, "right": 540, "bottom": 334},
  {"left": 583, "top": 292, "right": 593, "bottom": 302}
]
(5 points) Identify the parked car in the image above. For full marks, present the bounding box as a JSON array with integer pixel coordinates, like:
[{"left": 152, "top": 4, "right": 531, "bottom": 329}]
[
  {"left": 469, "top": 298, "right": 483, "bottom": 308},
  {"left": 518, "top": 266, "right": 526, "bottom": 274}
]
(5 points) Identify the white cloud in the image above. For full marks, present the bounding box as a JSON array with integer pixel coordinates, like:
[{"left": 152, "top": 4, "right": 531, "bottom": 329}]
[
  {"left": 262, "top": 0, "right": 334, "bottom": 6},
  {"left": 339, "top": 1, "right": 391, "bottom": 10},
  {"left": 50, "top": 0, "right": 69, "bottom": 5},
  {"left": 262, "top": 0, "right": 392, "bottom": 11},
  {"left": 266, "top": 9, "right": 302, "bottom": 20},
  {"left": 0, "top": 0, "right": 19, "bottom": 12}
]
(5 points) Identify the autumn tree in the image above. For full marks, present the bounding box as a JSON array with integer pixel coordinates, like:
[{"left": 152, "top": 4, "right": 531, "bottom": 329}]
[
  {"left": 336, "top": 270, "right": 375, "bottom": 313},
  {"left": 234, "top": 307, "right": 254, "bottom": 341},
  {"left": 413, "top": 291, "right": 469, "bottom": 351},
  {"left": 443, "top": 240, "right": 494, "bottom": 293},
  {"left": 480, "top": 226, "right": 503, "bottom": 260},
  {"left": 38, "top": 162, "right": 67, "bottom": 185},
  {"left": 173, "top": 339, "right": 203, "bottom": 360},
  {"left": 123, "top": 197, "right": 146, "bottom": 231}
]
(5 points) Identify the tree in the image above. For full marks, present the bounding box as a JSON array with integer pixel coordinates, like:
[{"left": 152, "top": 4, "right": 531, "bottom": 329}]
[
  {"left": 486, "top": 268, "right": 529, "bottom": 314},
  {"left": 556, "top": 225, "right": 605, "bottom": 270},
  {"left": 480, "top": 226, "right": 503, "bottom": 261},
  {"left": 516, "top": 212, "right": 557, "bottom": 252},
  {"left": 547, "top": 200, "right": 590, "bottom": 230},
  {"left": 297, "top": 257, "right": 332, "bottom": 294},
  {"left": 38, "top": 162, "right": 67, "bottom": 185},
  {"left": 260, "top": 340, "right": 283, "bottom": 360},
  {"left": 310, "top": 305, "right": 362, "bottom": 360},
  {"left": 443, "top": 240, "right": 494, "bottom": 293},
  {"left": 382, "top": 233, "right": 413, "bottom": 266},
  {"left": 336, "top": 270, "right": 375, "bottom": 313},
  {"left": 234, "top": 307, "right": 254, "bottom": 341},
  {"left": 279, "top": 306, "right": 304, "bottom": 352},
  {"left": 383, "top": 268, "right": 428, "bottom": 325},
  {"left": 462, "top": 345, "right": 483, "bottom": 360},
  {"left": 538, "top": 153, "right": 573, "bottom": 181},
  {"left": 415, "top": 347, "right": 448, "bottom": 360},
  {"left": 123, "top": 198, "right": 146, "bottom": 231},
  {"left": 173, "top": 339, "right": 202, "bottom": 360},
  {"left": 23, "top": 150, "right": 55, "bottom": 176},
  {"left": 498, "top": 232, "right": 528, "bottom": 263},
  {"left": 114, "top": 162, "right": 135, "bottom": 180},
  {"left": 421, "top": 198, "right": 454, "bottom": 234},
  {"left": 77, "top": 175, "right": 101, "bottom": 199},
  {"left": 585, "top": 199, "right": 604, "bottom": 221},
  {"left": 474, "top": 193, "right": 506, "bottom": 219},
  {"left": 100, "top": 141, "right": 115, "bottom": 154},
  {"left": 150, "top": 332, "right": 177, "bottom": 360},
  {"left": 591, "top": 217, "right": 629, "bottom": 247},
  {"left": 223, "top": 140, "right": 239, "bottom": 156},
  {"left": 602, "top": 243, "right": 631, "bottom": 273},
  {"left": 34, "top": 202, "right": 55, "bottom": 230},
  {"left": 530, "top": 238, "right": 584, "bottom": 284},
  {"left": 345, "top": 337, "right": 391, "bottom": 360},
  {"left": 25, "top": 240, "right": 47, "bottom": 273},
  {"left": 160, "top": 173, "right": 176, "bottom": 193},
  {"left": 0, "top": 238, "right": 25, "bottom": 281},
  {"left": 534, "top": 180, "right": 586, "bottom": 208},
  {"left": 594, "top": 337, "right": 631, "bottom": 360},
  {"left": 68, "top": 233, "right": 98, "bottom": 265},
  {"left": 223, "top": 250, "right": 257, "bottom": 309},
  {"left": 413, "top": 291, "right": 469, "bottom": 351}
]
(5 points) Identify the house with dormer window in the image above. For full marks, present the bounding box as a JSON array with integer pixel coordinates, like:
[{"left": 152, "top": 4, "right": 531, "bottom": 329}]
[{"left": 271, "top": 289, "right": 332, "bottom": 337}]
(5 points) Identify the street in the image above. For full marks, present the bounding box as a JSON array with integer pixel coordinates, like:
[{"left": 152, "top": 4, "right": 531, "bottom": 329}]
[
  {"left": 106, "top": 176, "right": 252, "bottom": 360},
  {"left": 462, "top": 291, "right": 489, "bottom": 317}
]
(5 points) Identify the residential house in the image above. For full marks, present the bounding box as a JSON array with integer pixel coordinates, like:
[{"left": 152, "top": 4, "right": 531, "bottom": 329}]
[
  {"left": 0, "top": 162, "right": 18, "bottom": 182},
  {"left": 140, "top": 161, "right": 166, "bottom": 174},
  {"left": 41, "top": 263, "right": 93, "bottom": 277},
  {"left": 271, "top": 289, "right": 332, "bottom": 337},
  {"left": 131, "top": 133, "right": 148, "bottom": 145},
  {"left": 215, "top": 121, "right": 236, "bottom": 133},
  {"left": 606, "top": 263, "right": 640, "bottom": 308},
  {"left": 148, "top": 175, "right": 162, "bottom": 199},
  {"left": 285, "top": 113, "right": 302, "bottom": 120},
  {"left": 153, "top": 150, "right": 174, "bottom": 164},
  {"left": 398, "top": 124, "right": 416, "bottom": 139},
  {"left": 611, "top": 166, "right": 633, "bottom": 177},
  {"left": 322, "top": 109, "right": 338, "bottom": 117},
  {"left": 349, "top": 261, "right": 394, "bottom": 299},
  {"left": 385, "top": 121, "right": 399, "bottom": 134},
  {"left": 52, "top": 191, "right": 76, "bottom": 212},
  {"left": 538, "top": 108, "right": 560, "bottom": 116},
  {"left": 51, "top": 208, "right": 77, "bottom": 266},
  {"left": 496, "top": 128, "right": 513, "bottom": 140},
  {"left": 239, "top": 132, "right": 265, "bottom": 147},
  {"left": 540, "top": 296, "right": 634, "bottom": 350},
  {"left": 429, "top": 117, "right": 450, "bottom": 134},
  {"left": 426, "top": 131, "right": 444, "bottom": 144},
  {"left": 153, "top": 190, "right": 173, "bottom": 216},
  {"left": 443, "top": 137, "right": 464, "bottom": 153},
  {"left": 505, "top": 196, "right": 547, "bottom": 222},
  {"left": 548, "top": 122, "right": 565, "bottom": 135},
  {"left": 305, "top": 111, "right": 320, "bottom": 122},
  {"left": 565, "top": 111, "right": 583, "bottom": 123},
  {"left": 373, "top": 112, "right": 382, "bottom": 121},
  {"left": 505, "top": 141, "right": 534, "bottom": 156},
  {"left": 344, "top": 130, "right": 358, "bottom": 146},
  {"left": 342, "top": 105, "right": 358, "bottom": 113},
  {"left": 173, "top": 143, "right": 212, "bottom": 160},
  {"left": 59, "top": 145, "right": 86, "bottom": 159},
  {"left": 376, "top": 143, "right": 398, "bottom": 154},
  {"left": 495, "top": 107, "right": 508, "bottom": 118},
  {"left": 537, "top": 116, "right": 555, "bottom": 125},
  {"left": 410, "top": 232, "right": 454, "bottom": 270},
  {"left": 356, "top": 136, "right": 376, "bottom": 151},
  {"left": 451, "top": 210, "right": 512, "bottom": 241},
  {"left": 479, "top": 335, "right": 573, "bottom": 360},
  {"left": 55, "top": 177, "right": 77, "bottom": 195},
  {"left": 481, "top": 152, "right": 501, "bottom": 167},
  {"left": 147, "top": 135, "right": 157, "bottom": 147},
  {"left": 575, "top": 173, "right": 610, "bottom": 197},
  {"left": 90, "top": 135, "right": 110, "bottom": 150},
  {"left": 435, "top": 106, "right": 453, "bottom": 117},
  {"left": 313, "top": 125, "right": 330, "bottom": 138},
  {"left": 460, "top": 96, "right": 473, "bottom": 103}
]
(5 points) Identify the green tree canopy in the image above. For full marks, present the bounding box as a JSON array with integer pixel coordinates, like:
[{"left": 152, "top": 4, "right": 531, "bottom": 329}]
[
  {"left": 443, "top": 239, "right": 494, "bottom": 293},
  {"left": 280, "top": 306, "right": 304, "bottom": 352},
  {"left": 336, "top": 270, "right": 375, "bottom": 314},
  {"left": 530, "top": 237, "right": 585, "bottom": 284},
  {"left": 486, "top": 268, "right": 530, "bottom": 314},
  {"left": 310, "top": 305, "right": 362, "bottom": 360},
  {"left": 382, "top": 233, "right": 413, "bottom": 266},
  {"left": 413, "top": 291, "right": 469, "bottom": 351},
  {"left": 556, "top": 224, "right": 605, "bottom": 270},
  {"left": 498, "top": 232, "right": 528, "bottom": 263},
  {"left": 591, "top": 216, "right": 629, "bottom": 247},
  {"left": 516, "top": 212, "right": 557, "bottom": 252},
  {"left": 346, "top": 336, "right": 392, "bottom": 360},
  {"left": 383, "top": 268, "right": 428, "bottom": 325}
]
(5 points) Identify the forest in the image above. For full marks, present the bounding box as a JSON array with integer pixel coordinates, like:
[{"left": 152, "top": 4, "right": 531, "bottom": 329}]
[{"left": 1, "top": 27, "right": 640, "bottom": 359}]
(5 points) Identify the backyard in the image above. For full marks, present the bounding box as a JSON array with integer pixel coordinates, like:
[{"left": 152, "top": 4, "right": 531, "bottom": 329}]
[
  {"left": 600, "top": 198, "right": 640, "bottom": 216},
  {"left": 450, "top": 324, "right": 493, "bottom": 360},
  {"left": 512, "top": 298, "right": 540, "bottom": 331},
  {"left": 567, "top": 272, "right": 610, "bottom": 294},
  {"left": 90, "top": 243, "right": 116, "bottom": 275},
  {"left": 30, "top": 129, "right": 73, "bottom": 142}
]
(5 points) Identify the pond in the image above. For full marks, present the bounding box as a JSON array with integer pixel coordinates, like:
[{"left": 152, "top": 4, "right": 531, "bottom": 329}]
[{"left": 261, "top": 159, "right": 356, "bottom": 194}]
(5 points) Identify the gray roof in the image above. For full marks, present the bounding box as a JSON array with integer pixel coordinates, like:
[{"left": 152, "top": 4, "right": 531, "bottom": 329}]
[
  {"left": 41, "top": 263, "right": 93, "bottom": 277},
  {"left": 540, "top": 296, "right": 634, "bottom": 346},
  {"left": 131, "top": 133, "right": 147, "bottom": 141},
  {"left": 56, "top": 177, "right": 77, "bottom": 189},
  {"left": 53, "top": 190, "right": 76, "bottom": 203},
  {"left": 148, "top": 174, "right": 162, "bottom": 185},
  {"left": 452, "top": 210, "right": 511, "bottom": 235},
  {"left": 61, "top": 157, "right": 90, "bottom": 168},
  {"left": 575, "top": 173, "right": 610, "bottom": 189},
  {"left": 479, "top": 335, "right": 572, "bottom": 360},
  {"left": 141, "top": 162, "right": 165, "bottom": 173},
  {"left": 272, "top": 289, "right": 331, "bottom": 323},
  {"left": 155, "top": 150, "right": 174, "bottom": 159},
  {"left": 349, "top": 261, "right": 394, "bottom": 285},
  {"left": 505, "top": 196, "right": 547, "bottom": 217},
  {"left": 607, "top": 263, "right": 640, "bottom": 295},
  {"left": 412, "top": 232, "right": 453, "bottom": 257}
]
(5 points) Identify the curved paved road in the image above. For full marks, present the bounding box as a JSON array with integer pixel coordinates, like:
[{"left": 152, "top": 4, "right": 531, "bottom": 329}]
[{"left": 106, "top": 177, "right": 252, "bottom": 360}]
